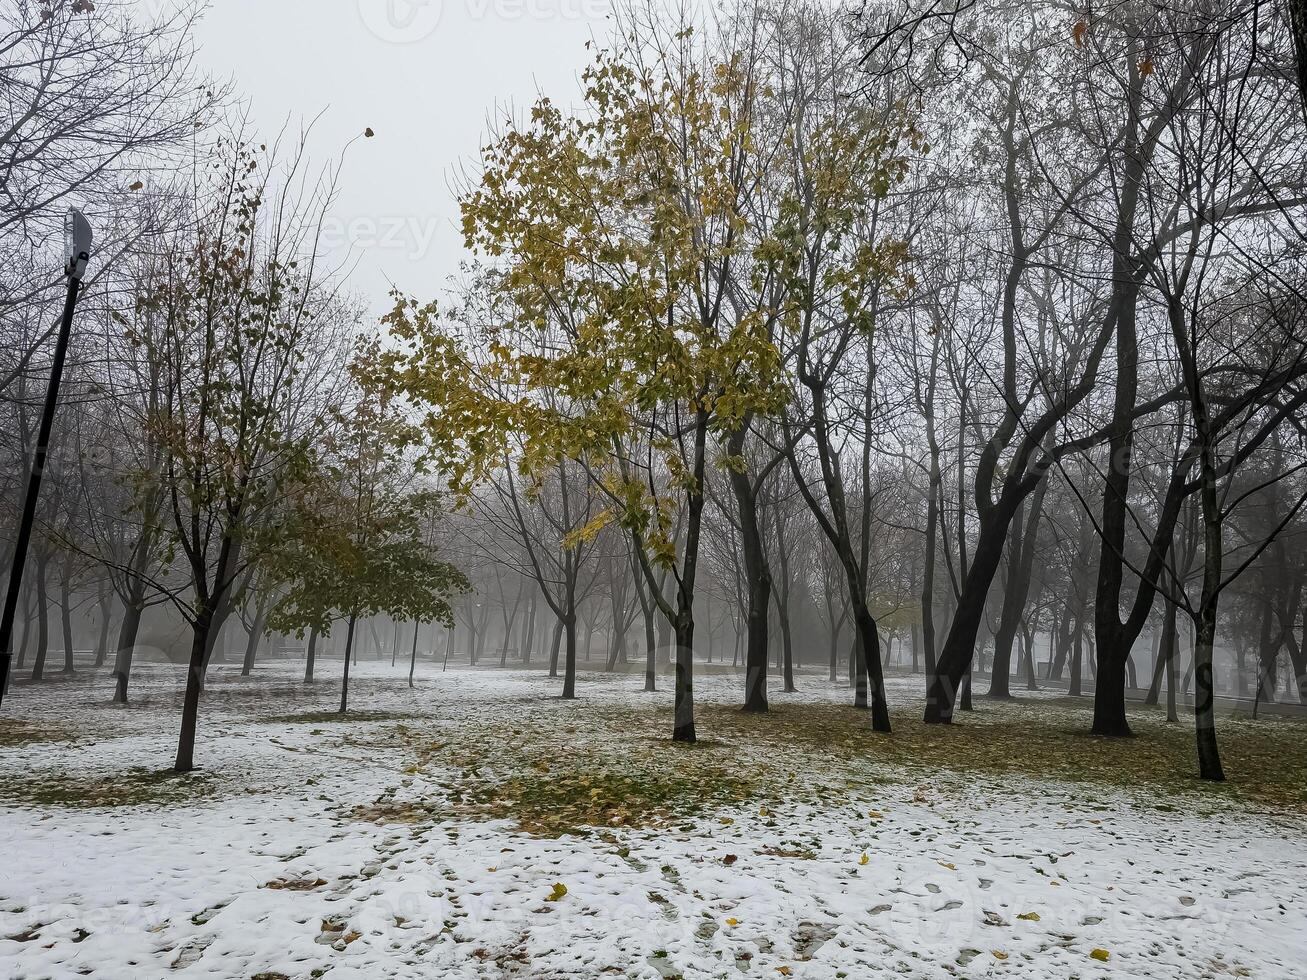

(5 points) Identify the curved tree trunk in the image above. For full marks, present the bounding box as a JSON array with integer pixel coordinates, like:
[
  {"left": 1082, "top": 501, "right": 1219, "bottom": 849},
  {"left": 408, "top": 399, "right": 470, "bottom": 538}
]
[
  {"left": 548, "top": 618, "right": 563, "bottom": 677},
  {"left": 112, "top": 601, "right": 144, "bottom": 704},
  {"left": 853, "top": 603, "right": 891, "bottom": 732},
  {"left": 174, "top": 608, "right": 212, "bottom": 773},
  {"left": 925, "top": 505, "right": 1014, "bottom": 722},
  {"left": 240, "top": 599, "right": 269, "bottom": 677}
]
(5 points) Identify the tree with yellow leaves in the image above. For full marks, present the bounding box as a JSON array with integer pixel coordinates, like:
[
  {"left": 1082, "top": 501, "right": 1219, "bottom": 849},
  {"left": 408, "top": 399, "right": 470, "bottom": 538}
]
[{"left": 383, "top": 19, "right": 794, "bottom": 742}]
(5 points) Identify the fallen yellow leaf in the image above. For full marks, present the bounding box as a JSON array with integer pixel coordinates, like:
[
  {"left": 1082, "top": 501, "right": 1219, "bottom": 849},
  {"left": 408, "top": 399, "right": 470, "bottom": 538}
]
[
  {"left": 992, "top": 950, "right": 1008, "bottom": 960},
  {"left": 1090, "top": 948, "right": 1110, "bottom": 961},
  {"left": 725, "top": 917, "right": 740, "bottom": 927},
  {"left": 858, "top": 853, "right": 870, "bottom": 866},
  {"left": 546, "top": 882, "right": 567, "bottom": 902},
  {"left": 1017, "top": 911, "right": 1040, "bottom": 921},
  {"left": 939, "top": 862, "right": 956, "bottom": 870}
]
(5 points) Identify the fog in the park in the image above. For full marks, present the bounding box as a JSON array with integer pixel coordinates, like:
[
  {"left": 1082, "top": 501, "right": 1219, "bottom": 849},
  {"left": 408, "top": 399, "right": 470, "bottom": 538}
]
[{"left": 2, "top": 1, "right": 1307, "bottom": 977}]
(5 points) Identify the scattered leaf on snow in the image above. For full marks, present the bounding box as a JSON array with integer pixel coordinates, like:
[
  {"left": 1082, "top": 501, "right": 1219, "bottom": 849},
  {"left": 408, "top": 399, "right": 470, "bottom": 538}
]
[{"left": 264, "top": 876, "right": 327, "bottom": 891}]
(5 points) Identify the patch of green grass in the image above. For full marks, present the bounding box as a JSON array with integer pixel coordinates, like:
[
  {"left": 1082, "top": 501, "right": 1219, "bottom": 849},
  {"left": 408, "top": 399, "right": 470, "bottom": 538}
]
[
  {"left": 699, "top": 696, "right": 1307, "bottom": 815},
  {"left": 261, "top": 709, "right": 426, "bottom": 726},
  {"left": 351, "top": 710, "right": 757, "bottom": 836},
  {"left": 352, "top": 686, "right": 1307, "bottom": 834},
  {"left": 0, "top": 719, "right": 79, "bottom": 748},
  {"left": 354, "top": 762, "right": 755, "bottom": 837},
  {"left": 0, "top": 767, "right": 219, "bottom": 809},
  {"left": 456, "top": 766, "right": 755, "bottom": 836}
]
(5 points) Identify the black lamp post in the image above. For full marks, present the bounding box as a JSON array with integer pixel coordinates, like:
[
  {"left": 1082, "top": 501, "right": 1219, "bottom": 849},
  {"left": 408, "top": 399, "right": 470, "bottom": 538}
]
[{"left": 0, "top": 209, "right": 93, "bottom": 707}]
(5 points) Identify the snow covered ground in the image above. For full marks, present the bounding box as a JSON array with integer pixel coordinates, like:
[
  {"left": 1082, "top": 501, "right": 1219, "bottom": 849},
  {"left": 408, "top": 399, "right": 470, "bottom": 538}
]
[{"left": 1, "top": 660, "right": 1303, "bottom": 979}]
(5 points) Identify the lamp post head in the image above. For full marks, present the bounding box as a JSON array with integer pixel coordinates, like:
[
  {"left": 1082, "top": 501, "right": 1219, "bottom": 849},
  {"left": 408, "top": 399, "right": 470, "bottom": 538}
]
[{"left": 65, "top": 208, "right": 92, "bottom": 279}]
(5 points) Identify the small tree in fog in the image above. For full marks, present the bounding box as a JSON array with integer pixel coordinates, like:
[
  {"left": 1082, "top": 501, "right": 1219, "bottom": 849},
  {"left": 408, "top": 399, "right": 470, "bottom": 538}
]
[{"left": 270, "top": 351, "right": 467, "bottom": 714}]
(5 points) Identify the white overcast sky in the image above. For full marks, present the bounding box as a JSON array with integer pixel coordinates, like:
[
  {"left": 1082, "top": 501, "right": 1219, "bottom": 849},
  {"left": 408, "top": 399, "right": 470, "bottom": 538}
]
[{"left": 194, "top": 0, "right": 615, "bottom": 312}]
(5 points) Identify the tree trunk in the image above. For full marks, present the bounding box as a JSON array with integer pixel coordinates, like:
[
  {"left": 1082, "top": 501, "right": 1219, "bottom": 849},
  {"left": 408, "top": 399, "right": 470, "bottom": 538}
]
[
  {"left": 921, "top": 449, "right": 941, "bottom": 679},
  {"left": 1191, "top": 392, "right": 1225, "bottom": 779},
  {"left": 339, "top": 613, "right": 358, "bottom": 714},
  {"left": 740, "top": 497, "right": 772, "bottom": 711},
  {"left": 240, "top": 600, "right": 269, "bottom": 677},
  {"left": 1255, "top": 600, "right": 1280, "bottom": 706},
  {"left": 174, "top": 608, "right": 213, "bottom": 773},
  {"left": 60, "top": 577, "right": 75, "bottom": 673},
  {"left": 643, "top": 606, "right": 657, "bottom": 692},
  {"left": 16, "top": 585, "right": 33, "bottom": 670},
  {"left": 30, "top": 557, "right": 50, "bottom": 681},
  {"left": 112, "top": 601, "right": 144, "bottom": 703},
  {"left": 522, "top": 596, "right": 536, "bottom": 664},
  {"left": 635, "top": 570, "right": 657, "bottom": 692},
  {"left": 1146, "top": 603, "right": 1178, "bottom": 707},
  {"left": 1049, "top": 606, "right": 1071, "bottom": 680},
  {"left": 561, "top": 611, "right": 577, "bottom": 699},
  {"left": 1069, "top": 621, "right": 1084, "bottom": 698},
  {"left": 409, "top": 620, "right": 421, "bottom": 688},
  {"left": 1021, "top": 625, "right": 1039, "bottom": 691},
  {"left": 1165, "top": 631, "right": 1179, "bottom": 722},
  {"left": 925, "top": 502, "right": 1014, "bottom": 722},
  {"left": 548, "top": 617, "right": 563, "bottom": 677},
  {"left": 852, "top": 629, "right": 867, "bottom": 707},
  {"left": 304, "top": 626, "right": 319, "bottom": 684},
  {"left": 827, "top": 606, "right": 841, "bottom": 683},
  {"left": 779, "top": 602, "right": 796, "bottom": 694},
  {"left": 673, "top": 613, "right": 695, "bottom": 743},
  {"left": 605, "top": 586, "right": 626, "bottom": 672},
  {"left": 94, "top": 587, "right": 112, "bottom": 668},
  {"left": 1287, "top": 606, "right": 1307, "bottom": 705},
  {"left": 989, "top": 504, "right": 1027, "bottom": 699},
  {"left": 852, "top": 603, "right": 892, "bottom": 732}
]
